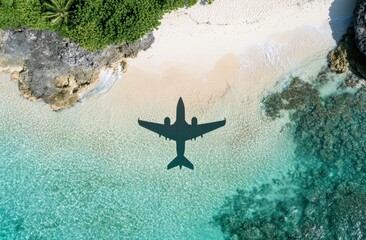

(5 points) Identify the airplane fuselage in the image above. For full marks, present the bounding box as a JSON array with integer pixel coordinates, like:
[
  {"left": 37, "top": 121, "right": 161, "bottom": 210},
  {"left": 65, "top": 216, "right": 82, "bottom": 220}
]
[
  {"left": 174, "top": 98, "right": 187, "bottom": 157},
  {"left": 138, "top": 97, "right": 226, "bottom": 170},
  {"left": 177, "top": 141, "right": 185, "bottom": 156}
]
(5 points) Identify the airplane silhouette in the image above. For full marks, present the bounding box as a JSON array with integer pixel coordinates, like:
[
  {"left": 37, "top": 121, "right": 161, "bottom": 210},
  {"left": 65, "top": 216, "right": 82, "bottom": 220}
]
[{"left": 138, "top": 97, "right": 226, "bottom": 170}]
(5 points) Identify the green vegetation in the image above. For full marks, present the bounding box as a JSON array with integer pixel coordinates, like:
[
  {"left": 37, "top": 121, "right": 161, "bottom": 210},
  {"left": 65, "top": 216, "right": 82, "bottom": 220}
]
[
  {"left": 43, "top": 0, "right": 74, "bottom": 26},
  {"left": 0, "top": 0, "right": 208, "bottom": 50}
]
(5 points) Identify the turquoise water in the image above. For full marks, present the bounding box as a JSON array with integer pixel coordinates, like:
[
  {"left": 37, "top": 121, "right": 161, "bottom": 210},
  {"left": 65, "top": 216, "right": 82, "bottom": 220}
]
[
  {"left": 215, "top": 72, "right": 366, "bottom": 239},
  {"left": 0, "top": 72, "right": 296, "bottom": 239},
  {"left": 0, "top": 24, "right": 338, "bottom": 239}
]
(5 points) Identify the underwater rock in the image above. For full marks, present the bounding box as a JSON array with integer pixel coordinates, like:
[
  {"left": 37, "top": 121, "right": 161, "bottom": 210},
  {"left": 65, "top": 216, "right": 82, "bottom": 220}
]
[
  {"left": 0, "top": 28, "right": 154, "bottom": 110},
  {"left": 263, "top": 77, "right": 320, "bottom": 119},
  {"left": 218, "top": 3, "right": 366, "bottom": 231},
  {"left": 264, "top": 77, "right": 366, "bottom": 168},
  {"left": 315, "top": 67, "right": 332, "bottom": 85},
  {"left": 329, "top": 181, "right": 366, "bottom": 239},
  {"left": 215, "top": 75, "right": 366, "bottom": 240}
]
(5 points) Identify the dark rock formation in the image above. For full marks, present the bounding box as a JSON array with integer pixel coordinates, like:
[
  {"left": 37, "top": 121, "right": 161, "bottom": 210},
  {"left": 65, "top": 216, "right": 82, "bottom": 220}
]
[
  {"left": 328, "top": 25, "right": 366, "bottom": 79},
  {"left": 264, "top": 77, "right": 366, "bottom": 171},
  {"left": 215, "top": 2, "right": 366, "bottom": 238},
  {"left": 0, "top": 28, "right": 154, "bottom": 110},
  {"left": 354, "top": 0, "right": 366, "bottom": 55},
  {"left": 327, "top": 0, "right": 366, "bottom": 79},
  {"left": 263, "top": 77, "right": 320, "bottom": 119},
  {"left": 215, "top": 77, "right": 366, "bottom": 240}
]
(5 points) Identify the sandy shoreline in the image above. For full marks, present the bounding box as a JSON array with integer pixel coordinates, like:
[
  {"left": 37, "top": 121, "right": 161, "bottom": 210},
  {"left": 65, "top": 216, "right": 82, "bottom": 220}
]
[
  {"left": 99, "top": 0, "right": 355, "bottom": 113},
  {"left": 0, "top": 0, "right": 356, "bottom": 139},
  {"left": 0, "top": 0, "right": 357, "bottom": 111},
  {"left": 0, "top": 1, "right": 359, "bottom": 239},
  {"left": 128, "top": 0, "right": 356, "bottom": 71}
]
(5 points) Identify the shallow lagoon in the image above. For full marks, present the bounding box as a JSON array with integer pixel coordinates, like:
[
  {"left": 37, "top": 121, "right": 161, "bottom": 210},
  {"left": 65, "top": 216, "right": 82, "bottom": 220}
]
[
  {"left": 0, "top": 22, "right": 350, "bottom": 239},
  {"left": 0, "top": 72, "right": 296, "bottom": 239}
]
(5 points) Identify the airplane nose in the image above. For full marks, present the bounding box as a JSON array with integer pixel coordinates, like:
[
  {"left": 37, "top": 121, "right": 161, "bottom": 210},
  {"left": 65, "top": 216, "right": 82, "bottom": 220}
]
[{"left": 177, "top": 97, "right": 184, "bottom": 107}]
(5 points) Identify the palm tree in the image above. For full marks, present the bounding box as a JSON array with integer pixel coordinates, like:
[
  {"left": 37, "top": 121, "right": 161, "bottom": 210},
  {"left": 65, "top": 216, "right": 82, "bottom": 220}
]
[{"left": 43, "top": 0, "right": 74, "bottom": 26}]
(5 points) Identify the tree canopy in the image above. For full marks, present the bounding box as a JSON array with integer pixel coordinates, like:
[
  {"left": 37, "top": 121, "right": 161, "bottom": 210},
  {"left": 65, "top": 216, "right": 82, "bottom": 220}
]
[{"left": 0, "top": 0, "right": 208, "bottom": 50}]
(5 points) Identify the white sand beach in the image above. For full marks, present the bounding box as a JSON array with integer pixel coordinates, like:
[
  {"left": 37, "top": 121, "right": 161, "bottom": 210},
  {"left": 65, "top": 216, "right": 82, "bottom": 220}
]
[
  {"left": 98, "top": 0, "right": 356, "bottom": 111},
  {"left": 128, "top": 0, "right": 356, "bottom": 69},
  {"left": 0, "top": 0, "right": 358, "bottom": 239}
]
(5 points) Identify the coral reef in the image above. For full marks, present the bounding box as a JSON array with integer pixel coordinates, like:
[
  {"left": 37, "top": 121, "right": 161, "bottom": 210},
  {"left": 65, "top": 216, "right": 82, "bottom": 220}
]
[
  {"left": 265, "top": 77, "right": 365, "bottom": 169},
  {"left": 293, "top": 90, "right": 366, "bottom": 168},
  {"left": 214, "top": 76, "right": 366, "bottom": 240},
  {"left": 215, "top": 1, "right": 366, "bottom": 238},
  {"left": 214, "top": 169, "right": 366, "bottom": 240},
  {"left": 263, "top": 77, "right": 320, "bottom": 119}
]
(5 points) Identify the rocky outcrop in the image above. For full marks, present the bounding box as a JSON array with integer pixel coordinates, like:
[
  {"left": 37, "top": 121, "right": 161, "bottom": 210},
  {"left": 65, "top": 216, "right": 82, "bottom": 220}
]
[
  {"left": 329, "top": 26, "right": 366, "bottom": 79},
  {"left": 327, "top": 41, "right": 349, "bottom": 73},
  {"left": 216, "top": 77, "right": 366, "bottom": 240},
  {"left": 327, "top": 0, "right": 366, "bottom": 80},
  {"left": 0, "top": 28, "right": 154, "bottom": 110},
  {"left": 354, "top": 0, "right": 366, "bottom": 56},
  {"left": 217, "top": 3, "right": 366, "bottom": 239}
]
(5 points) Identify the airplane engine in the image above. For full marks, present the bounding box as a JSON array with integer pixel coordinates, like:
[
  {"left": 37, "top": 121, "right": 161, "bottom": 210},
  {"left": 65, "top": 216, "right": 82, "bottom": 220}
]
[
  {"left": 191, "top": 117, "right": 197, "bottom": 126},
  {"left": 164, "top": 117, "right": 171, "bottom": 125}
]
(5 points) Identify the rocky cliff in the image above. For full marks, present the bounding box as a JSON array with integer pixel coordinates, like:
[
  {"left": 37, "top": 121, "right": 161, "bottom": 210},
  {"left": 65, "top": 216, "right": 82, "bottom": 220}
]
[
  {"left": 355, "top": 0, "right": 366, "bottom": 56},
  {"left": 328, "top": 0, "right": 366, "bottom": 82},
  {"left": 0, "top": 29, "right": 154, "bottom": 110}
]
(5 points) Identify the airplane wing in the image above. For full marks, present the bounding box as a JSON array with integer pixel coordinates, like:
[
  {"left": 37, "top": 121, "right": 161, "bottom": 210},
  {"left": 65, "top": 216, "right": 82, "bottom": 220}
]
[
  {"left": 138, "top": 119, "right": 174, "bottom": 140},
  {"left": 185, "top": 119, "right": 226, "bottom": 141}
]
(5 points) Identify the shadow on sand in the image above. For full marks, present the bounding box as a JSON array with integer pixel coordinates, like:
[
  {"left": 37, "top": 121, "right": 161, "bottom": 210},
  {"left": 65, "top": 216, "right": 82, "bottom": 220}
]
[{"left": 328, "top": 0, "right": 357, "bottom": 42}]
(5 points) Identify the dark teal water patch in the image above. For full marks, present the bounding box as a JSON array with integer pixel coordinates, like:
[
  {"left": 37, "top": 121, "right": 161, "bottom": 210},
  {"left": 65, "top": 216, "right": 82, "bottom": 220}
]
[{"left": 214, "top": 76, "right": 366, "bottom": 239}]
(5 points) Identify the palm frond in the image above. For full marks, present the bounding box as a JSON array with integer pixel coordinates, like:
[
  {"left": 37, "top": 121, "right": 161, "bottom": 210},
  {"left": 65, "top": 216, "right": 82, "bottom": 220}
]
[
  {"left": 44, "top": 3, "right": 59, "bottom": 12},
  {"left": 51, "top": 17, "right": 62, "bottom": 25},
  {"left": 43, "top": 0, "right": 74, "bottom": 26},
  {"left": 65, "top": 0, "right": 74, "bottom": 9},
  {"left": 49, "top": 0, "right": 62, "bottom": 9},
  {"left": 43, "top": 12, "right": 61, "bottom": 18}
]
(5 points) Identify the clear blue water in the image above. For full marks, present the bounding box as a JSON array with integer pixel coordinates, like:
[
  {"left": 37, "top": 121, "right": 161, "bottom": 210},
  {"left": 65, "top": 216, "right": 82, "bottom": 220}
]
[
  {"left": 0, "top": 23, "right": 340, "bottom": 239},
  {"left": 0, "top": 72, "right": 297, "bottom": 239}
]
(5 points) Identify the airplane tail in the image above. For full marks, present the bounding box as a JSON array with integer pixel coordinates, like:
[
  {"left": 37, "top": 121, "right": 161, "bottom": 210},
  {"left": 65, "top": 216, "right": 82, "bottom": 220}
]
[{"left": 167, "top": 155, "right": 194, "bottom": 170}]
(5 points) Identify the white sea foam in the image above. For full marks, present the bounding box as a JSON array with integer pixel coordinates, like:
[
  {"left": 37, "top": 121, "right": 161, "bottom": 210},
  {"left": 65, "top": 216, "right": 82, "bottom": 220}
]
[
  {"left": 80, "top": 66, "right": 123, "bottom": 101},
  {"left": 95, "top": 66, "right": 123, "bottom": 94}
]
